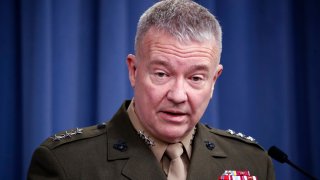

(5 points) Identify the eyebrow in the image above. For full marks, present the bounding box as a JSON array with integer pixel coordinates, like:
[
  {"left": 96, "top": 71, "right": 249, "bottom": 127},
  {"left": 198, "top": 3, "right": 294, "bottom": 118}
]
[
  {"left": 148, "top": 59, "right": 211, "bottom": 73},
  {"left": 187, "top": 64, "right": 210, "bottom": 72},
  {"left": 148, "top": 59, "right": 172, "bottom": 70}
]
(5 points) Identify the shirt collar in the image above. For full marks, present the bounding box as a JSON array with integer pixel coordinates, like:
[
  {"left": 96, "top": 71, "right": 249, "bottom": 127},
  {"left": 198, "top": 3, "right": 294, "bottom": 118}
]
[{"left": 127, "top": 99, "right": 195, "bottom": 162}]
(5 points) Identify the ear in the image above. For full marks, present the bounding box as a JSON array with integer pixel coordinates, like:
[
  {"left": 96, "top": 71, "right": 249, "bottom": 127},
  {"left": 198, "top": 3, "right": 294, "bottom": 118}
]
[
  {"left": 210, "top": 64, "right": 223, "bottom": 98},
  {"left": 213, "top": 64, "right": 223, "bottom": 82},
  {"left": 127, "top": 54, "right": 137, "bottom": 88}
]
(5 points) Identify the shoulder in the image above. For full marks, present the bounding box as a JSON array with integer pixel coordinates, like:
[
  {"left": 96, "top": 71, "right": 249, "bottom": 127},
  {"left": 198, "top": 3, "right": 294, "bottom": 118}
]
[
  {"left": 201, "top": 124, "right": 265, "bottom": 151},
  {"left": 41, "top": 122, "right": 108, "bottom": 150}
]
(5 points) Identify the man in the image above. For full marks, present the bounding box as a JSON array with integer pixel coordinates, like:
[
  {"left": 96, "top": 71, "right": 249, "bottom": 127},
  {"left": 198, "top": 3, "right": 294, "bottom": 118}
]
[{"left": 28, "top": 0, "right": 275, "bottom": 179}]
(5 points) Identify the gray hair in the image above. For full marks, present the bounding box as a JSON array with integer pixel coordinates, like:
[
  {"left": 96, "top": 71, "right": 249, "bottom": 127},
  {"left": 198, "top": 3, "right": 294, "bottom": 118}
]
[{"left": 135, "top": 0, "right": 222, "bottom": 54}]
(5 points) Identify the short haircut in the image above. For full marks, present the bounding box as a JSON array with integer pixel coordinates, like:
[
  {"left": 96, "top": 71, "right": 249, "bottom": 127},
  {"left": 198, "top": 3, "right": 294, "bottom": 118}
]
[{"left": 135, "top": 0, "right": 222, "bottom": 54}]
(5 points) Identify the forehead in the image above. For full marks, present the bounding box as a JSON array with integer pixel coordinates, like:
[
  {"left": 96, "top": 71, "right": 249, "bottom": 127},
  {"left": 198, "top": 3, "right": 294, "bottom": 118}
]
[{"left": 137, "top": 29, "right": 220, "bottom": 62}]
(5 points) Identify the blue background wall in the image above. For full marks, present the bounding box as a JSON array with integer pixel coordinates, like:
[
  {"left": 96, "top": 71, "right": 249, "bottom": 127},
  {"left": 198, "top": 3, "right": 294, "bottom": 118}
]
[{"left": 0, "top": 0, "right": 319, "bottom": 179}]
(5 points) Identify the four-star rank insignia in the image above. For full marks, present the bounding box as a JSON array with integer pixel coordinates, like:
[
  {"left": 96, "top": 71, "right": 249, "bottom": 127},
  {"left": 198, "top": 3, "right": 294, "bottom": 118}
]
[
  {"left": 226, "top": 129, "right": 256, "bottom": 142},
  {"left": 50, "top": 128, "right": 83, "bottom": 141}
]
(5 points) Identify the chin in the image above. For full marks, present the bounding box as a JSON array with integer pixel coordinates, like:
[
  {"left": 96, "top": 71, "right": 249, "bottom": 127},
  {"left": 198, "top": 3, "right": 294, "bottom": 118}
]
[
  {"left": 159, "top": 129, "right": 187, "bottom": 143},
  {"left": 161, "top": 136, "right": 182, "bottom": 144}
]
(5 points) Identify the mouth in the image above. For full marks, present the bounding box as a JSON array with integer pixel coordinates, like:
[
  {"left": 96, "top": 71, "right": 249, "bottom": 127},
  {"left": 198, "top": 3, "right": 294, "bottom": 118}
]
[{"left": 158, "top": 110, "right": 188, "bottom": 123}]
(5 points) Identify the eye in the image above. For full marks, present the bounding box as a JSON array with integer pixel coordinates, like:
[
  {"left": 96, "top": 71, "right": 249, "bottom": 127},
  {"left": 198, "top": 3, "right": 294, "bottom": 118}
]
[
  {"left": 155, "top": 71, "right": 167, "bottom": 78},
  {"left": 191, "top": 75, "right": 204, "bottom": 82},
  {"left": 151, "top": 70, "right": 170, "bottom": 84}
]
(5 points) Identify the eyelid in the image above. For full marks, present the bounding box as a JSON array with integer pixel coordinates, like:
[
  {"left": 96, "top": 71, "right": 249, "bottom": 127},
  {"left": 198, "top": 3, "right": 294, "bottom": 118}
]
[
  {"left": 154, "top": 71, "right": 167, "bottom": 77},
  {"left": 154, "top": 69, "right": 168, "bottom": 74},
  {"left": 193, "top": 74, "right": 204, "bottom": 78},
  {"left": 191, "top": 73, "right": 205, "bottom": 79},
  {"left": 191, "top": 75, "right": 204, "bottom": 81}
]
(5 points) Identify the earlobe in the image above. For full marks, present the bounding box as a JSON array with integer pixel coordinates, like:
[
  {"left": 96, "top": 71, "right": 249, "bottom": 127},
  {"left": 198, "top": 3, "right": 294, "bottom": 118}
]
[{"left": 127, "top": 54, "right": 137, "bottom": 88}]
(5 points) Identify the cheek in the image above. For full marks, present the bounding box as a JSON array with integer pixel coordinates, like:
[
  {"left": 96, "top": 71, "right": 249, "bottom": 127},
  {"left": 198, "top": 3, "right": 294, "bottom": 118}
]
[
  {"left": 189, "top": 88, "right": 212, "bottom": 116},
  {"left": 135, "top": 74, "right": 167, "bottom": 105}
]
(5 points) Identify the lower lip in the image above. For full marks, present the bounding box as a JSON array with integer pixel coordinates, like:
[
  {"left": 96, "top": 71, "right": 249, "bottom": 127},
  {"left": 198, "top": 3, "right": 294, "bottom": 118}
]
[{"left": 158, "top": 112, "right": 187, "bottom": 123}]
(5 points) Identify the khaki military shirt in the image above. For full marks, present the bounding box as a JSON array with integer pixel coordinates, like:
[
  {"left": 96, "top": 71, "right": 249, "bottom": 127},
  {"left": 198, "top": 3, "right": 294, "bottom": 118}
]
[{"left": 28, "top": 100, "right": 275, "bottom": 180}]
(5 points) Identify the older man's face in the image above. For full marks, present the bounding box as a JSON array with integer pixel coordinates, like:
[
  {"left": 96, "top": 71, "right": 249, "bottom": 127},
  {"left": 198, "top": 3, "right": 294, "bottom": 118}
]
[{"left": 127, "top": 29, "right": 222, "bottom": 143}]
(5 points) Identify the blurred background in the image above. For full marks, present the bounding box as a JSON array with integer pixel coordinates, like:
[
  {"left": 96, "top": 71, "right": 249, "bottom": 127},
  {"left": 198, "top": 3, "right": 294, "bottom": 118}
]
[{"left": 1, "top": 0, "right": 319, "bottom": 179}]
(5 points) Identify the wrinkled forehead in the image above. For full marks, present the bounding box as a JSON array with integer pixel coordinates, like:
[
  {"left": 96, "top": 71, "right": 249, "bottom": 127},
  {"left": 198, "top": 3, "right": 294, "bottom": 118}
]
[{"left": 136, "top": 28, "right": 221, "bottom": 63}]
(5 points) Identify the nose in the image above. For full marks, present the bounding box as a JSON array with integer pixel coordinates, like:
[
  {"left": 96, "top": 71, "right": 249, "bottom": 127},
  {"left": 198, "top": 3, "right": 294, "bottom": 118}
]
[{"left": 167, "top": 78, "right": 188, "bottom": 104}]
